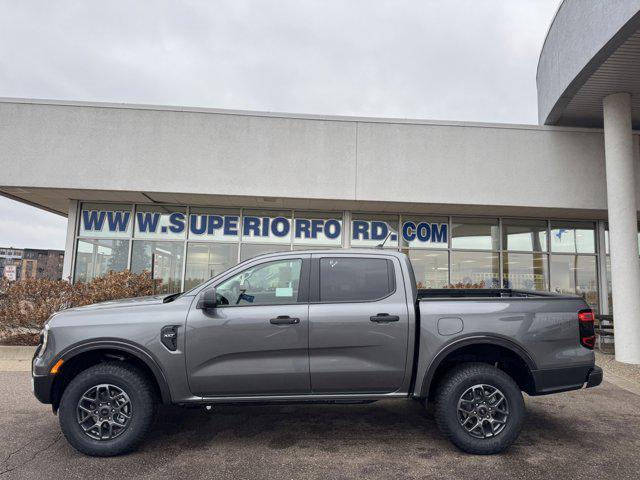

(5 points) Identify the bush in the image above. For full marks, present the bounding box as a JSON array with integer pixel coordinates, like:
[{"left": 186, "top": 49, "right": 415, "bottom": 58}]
[{"left": 0, "top": 270, "right": 159, "bottom": 345}]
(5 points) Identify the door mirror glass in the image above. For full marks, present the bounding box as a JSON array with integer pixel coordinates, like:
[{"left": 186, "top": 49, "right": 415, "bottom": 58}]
[{"left": 197, "top": 287, "right": 217, "bottom": 310}]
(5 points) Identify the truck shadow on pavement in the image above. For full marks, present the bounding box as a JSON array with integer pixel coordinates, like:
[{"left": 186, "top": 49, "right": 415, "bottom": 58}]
[
  {"left": 3, "top": 376, "right": 639, "bottom": 480},
  {"left": 145, "top": 396, "right": 581, "bottom": 454}
]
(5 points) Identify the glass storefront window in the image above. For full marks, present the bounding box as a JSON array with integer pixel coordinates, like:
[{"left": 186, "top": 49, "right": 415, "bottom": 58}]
[
  {"left": 74, "top": 239, "right": 129, "bottom": 283},
  {"left": 451, "top": 218, "right": 499, "bottom": 250},
  {"left": 401, "top": 216, "right": 448, "bottom": 249},
  {"left": 131, "top": 241, "right": 184, "bottom": 294},
  {"left": 351, "top": 213, "right": 400, "bottom": 248},
  {"left": 550, "top": 255, "right": 599, "bottom": 311},
  {"left": 450, "top": 251, "right": 499, "bottom": 288},
  {"left": 502, "top": 219, "right": 547, "bottom": 252},
  {"left": 293, "top": 211, "right": 342, "bottom": 246},
  {"left": 134, "top": 205, "right": 187, "bottom": 240},
  {"left": 184, "top": 243, "right": 239, "bottom": 290},
  {"left": 502, "top": 253, "right": 548, "bottom": 291},
  {"left": 550, "top": 221, "right": 595, "bottom": 253},
  {"left": 79, "top": 203, "right": 133, "bottom": 238},
  {"left": 73, "top": 204, "right": 608, "bottom": 305},
  {"left": 240, "top": 243, "right": 291, "bottom": 262},
  {"left": 241, "top": 209, "right": 292, "bottom": 245},
  {"left": 606, "top": 256, "right": 612, "bottom": 314},
  {"left": 188, "top": 207, "right": 240, "bottom": 242},
  {"left": 407, "top": 250, "right": 449, "bottom": 288},
  {"left": 292, "top": 245, "right": 339, "bottom": 250}
]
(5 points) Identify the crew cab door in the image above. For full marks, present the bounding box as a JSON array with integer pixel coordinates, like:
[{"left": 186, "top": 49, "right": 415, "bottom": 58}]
[
  {"left": 308, "top": 254, "right": 409, "bottom": 394},
  {"left": 185, "top": 255, "right": 311, "bottom": 397}
]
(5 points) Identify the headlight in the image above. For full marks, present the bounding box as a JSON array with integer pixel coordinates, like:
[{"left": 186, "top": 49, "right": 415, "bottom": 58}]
[{"left": 37, "top": 324, "right": 50, "bottom": 358}]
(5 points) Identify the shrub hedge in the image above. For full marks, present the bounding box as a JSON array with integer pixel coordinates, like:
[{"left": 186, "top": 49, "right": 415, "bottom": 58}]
[{"left": 0, "top": 270, "right": 158, "bottom": 345}]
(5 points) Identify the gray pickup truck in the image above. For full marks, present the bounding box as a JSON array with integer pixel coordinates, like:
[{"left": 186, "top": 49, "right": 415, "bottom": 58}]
[{"left": 32, "top": 249, "right": 602, "bottom": 456}]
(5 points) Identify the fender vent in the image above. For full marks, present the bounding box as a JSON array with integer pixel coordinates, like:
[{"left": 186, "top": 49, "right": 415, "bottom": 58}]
[{"left": 161, "top": 326, "right": 178, "bottom": 351}]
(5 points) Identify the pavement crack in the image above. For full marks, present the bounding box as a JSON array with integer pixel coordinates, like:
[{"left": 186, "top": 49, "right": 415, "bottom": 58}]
[
  {"left": 0, "top": 437, "right": 37, "bottom": 467},
  {"left": 0, "top": 433, "right": 62, "bottom": 476}
]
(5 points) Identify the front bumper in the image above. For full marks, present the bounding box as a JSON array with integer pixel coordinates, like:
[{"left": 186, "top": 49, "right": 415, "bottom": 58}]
[
  {"left": 32, "top": 373, "right": 54, "bottom": 404},
  {"left": 31, "top": 347, "right": 54, "bottom": 405},
  {"left": 531, "top": 364, "right": 603, "bottom": 395}
]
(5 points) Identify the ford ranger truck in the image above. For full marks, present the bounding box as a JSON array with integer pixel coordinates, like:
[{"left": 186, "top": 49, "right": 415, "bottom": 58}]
[{"left": 32, "top": 249, "right": 602, "bottom": 456}]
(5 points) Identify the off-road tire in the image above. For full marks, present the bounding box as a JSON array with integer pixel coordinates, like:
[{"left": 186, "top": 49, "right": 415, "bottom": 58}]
[
  {"left": 58, "top": 362, "right": 156, "bottom": 456},
  {"left": 434, "top": 362, "right": 524, "bottom": 455}
]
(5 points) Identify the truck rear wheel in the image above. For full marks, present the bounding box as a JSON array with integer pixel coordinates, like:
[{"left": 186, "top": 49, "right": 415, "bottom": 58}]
[
  {"left": 58, "top": 362, "right": 156, "bottom": 456},
  {"left": 434, "top": 362, "right": 524, "bottom": 455}
]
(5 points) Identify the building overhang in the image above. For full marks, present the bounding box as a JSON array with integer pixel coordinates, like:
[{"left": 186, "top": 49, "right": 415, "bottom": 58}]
[
  {"left": 0, "top": 186, "right": 620, "bottom": 221},
  {"left": 538, "top": 0, "right": 640, "bottom": 128},
  {"left": 1, "top": 98, "right": 639, "bottom": 219}
]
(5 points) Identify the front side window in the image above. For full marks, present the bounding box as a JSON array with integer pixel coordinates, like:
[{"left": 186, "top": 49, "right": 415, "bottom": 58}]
[
  {"left": 319, "top": 257, "right": 394, "bottom": 302},
  {"left": 216, "top": 259, "right": 302, "bottom": 306}
]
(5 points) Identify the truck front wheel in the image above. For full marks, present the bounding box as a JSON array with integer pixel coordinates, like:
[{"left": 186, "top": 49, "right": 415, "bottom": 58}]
[
  {"left": 434, "top": 362, "right": 524, "bottom": 454},
  {"left": 58, "top": 362, "right": 157, "bottom": 456}
]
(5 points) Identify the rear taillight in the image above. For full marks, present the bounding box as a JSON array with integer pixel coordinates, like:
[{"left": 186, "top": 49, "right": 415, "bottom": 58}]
[{"left": 578, "top": 309, "right": 596, "bottom": 349}]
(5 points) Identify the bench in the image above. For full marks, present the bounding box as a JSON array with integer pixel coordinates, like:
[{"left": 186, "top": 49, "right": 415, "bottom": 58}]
[{"left": 595, "top": 314, "right": 614, "bottom": 354}]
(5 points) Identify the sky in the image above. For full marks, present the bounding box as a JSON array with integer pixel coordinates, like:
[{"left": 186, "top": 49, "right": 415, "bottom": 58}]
[{"left": 0, "top": 0, "right": 561, "bottom": 250}]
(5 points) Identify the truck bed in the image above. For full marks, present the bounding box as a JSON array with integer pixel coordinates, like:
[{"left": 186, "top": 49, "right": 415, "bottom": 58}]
[{"left": 417, "top": 288, "right": 574, "bottom": 299}]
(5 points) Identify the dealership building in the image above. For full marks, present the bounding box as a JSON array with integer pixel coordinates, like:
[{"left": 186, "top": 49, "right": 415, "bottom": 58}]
[{"left": 1, "top": 0, "right": 640, "bottom": 362}]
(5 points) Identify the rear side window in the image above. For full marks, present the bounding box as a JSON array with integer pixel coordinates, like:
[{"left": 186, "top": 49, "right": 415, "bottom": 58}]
[{"left": 319, "top": 257, "right": 395, "bottom": 302}]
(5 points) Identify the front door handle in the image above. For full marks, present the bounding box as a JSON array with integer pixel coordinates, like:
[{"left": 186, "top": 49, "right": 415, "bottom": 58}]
[
  {"left": 370, "top": 313, "right": 400, "bottom": 323},
  {"left": 270, "top": 316, "right": 300, "bottom": 325}
]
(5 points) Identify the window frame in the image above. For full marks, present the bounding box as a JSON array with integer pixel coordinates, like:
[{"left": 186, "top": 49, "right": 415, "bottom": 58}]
[
  {"left": 211, "top": 257, "right": 309, "bottom": 308},
  {"left": 310, "top": 255, "right": 398, "bottom": 304}
]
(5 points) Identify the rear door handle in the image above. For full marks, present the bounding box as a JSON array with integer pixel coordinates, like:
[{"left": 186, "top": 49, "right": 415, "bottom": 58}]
[
  {"left": 270, "top": 316, "right": 300, "bottom": 325},
  {"left": 370, "top": 313, "right": 400, "bottom": 323}
]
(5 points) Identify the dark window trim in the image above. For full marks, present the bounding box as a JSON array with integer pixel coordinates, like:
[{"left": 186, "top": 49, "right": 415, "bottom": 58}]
[{"left": 310, "top": 257, "right": 398, "bottom": 305}]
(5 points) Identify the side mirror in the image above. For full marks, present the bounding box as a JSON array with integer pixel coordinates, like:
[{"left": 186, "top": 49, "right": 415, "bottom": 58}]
[{"left": 197, "top": 287, "right": 217, "bottom": 310}]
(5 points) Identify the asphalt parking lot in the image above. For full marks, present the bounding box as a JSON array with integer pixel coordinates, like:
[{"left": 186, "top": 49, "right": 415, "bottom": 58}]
[{"left": 1, "top": 371, "right": 639, "bottom": 480}]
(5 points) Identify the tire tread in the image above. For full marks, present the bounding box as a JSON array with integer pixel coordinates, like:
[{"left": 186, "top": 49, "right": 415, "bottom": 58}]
[
  {"left": 58, "top": 361, "right": 156, "bottom": 457},
  {"left": 433, "top": 362, "right": 524, "bottom": 455}
]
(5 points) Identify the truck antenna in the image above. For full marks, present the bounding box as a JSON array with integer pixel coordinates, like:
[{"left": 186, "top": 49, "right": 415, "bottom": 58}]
[{"left": 376, "top": 231, "right": 392, "bottom": 248}]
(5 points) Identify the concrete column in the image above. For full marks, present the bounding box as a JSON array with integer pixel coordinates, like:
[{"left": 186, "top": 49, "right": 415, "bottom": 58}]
[
  {"left": 61, "top": 200, "right": 79, "bottom": 282},
  {"left": 603, "top": 92, "right": 640, "bottom": 364}
]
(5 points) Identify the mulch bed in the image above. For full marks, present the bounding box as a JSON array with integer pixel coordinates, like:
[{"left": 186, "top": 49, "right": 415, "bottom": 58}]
[{"left": 0, "top": 332, "right": 39, "bottom": 346}]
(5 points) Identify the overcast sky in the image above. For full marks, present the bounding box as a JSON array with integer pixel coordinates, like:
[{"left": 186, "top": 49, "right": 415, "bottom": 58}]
[{"left": 0, "top": 0, "right": 560, "bottom": 250}]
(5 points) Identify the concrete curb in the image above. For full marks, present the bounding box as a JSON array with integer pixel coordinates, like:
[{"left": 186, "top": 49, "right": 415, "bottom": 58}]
[
  {"left": 602, "top": 371, "right": 640, "bottom": 396},
  {"left": 0, "top": 346, "right": 36, "bottom": 371},
  {"left": 0, "top": 346, "right": 36, "bottom": 360}
]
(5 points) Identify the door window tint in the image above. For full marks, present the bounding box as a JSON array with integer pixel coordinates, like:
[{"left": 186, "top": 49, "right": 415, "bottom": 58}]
[
  {"left": 216, "top": 259, "right": 302, "bottom": 306},
  {"left": 320, "top": 258, "right": 394, "bottom": 302}
]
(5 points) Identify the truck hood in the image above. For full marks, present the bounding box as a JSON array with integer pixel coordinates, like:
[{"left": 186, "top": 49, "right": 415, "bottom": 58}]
[{"left": 60, "top": 295, "right": 168, "bottom": 313}]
